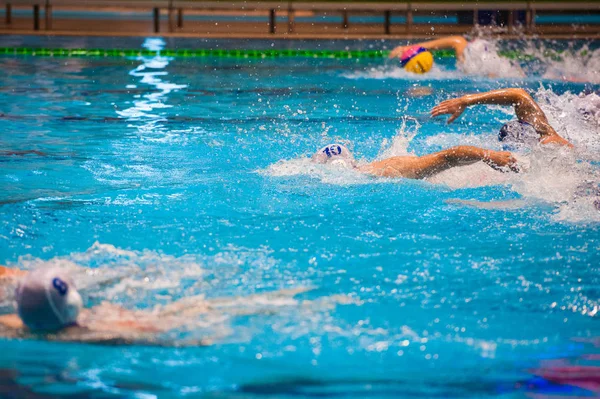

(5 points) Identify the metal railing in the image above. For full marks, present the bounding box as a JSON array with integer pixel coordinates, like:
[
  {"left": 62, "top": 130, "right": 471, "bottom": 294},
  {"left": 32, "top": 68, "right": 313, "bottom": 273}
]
[{"left": 1, "top": 1, "right": 599, "bottom": 34}]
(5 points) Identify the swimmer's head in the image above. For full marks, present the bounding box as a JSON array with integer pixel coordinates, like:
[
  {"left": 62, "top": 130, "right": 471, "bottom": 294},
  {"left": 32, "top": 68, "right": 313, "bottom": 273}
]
[
  {"left": 400, "top": 46, "right": 434, "bottom": 74},
  {"left": 312, "top": 144, "right": 356, "bottom": 168},
  {"left": 498, "top": 121, "right": 539, "bottom": 147},
  {"left": 15, "top": 268, "right": 82, "bottom": 332}
]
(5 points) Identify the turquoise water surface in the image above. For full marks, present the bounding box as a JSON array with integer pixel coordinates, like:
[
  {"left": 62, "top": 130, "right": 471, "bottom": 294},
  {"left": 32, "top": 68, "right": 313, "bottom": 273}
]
[{"left": 0, "top": 36, "right": 599, "bottom": 398}]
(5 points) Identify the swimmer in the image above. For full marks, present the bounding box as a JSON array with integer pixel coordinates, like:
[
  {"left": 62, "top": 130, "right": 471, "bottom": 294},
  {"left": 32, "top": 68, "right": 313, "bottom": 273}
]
[
  {"left": 0, "top": 267, "right": 312, "bottom": 346},
  {"left": 312, "top": 143, "right": 518, "bottom": 179},
  {"left": 388, "top": 35, "right": 523, "bottom": 77},
  {"left": 389, "top": 36, "right": 469, "bottom": 63},
  {"left": 431, "top": 88, "right": 573, "bottom": 147}
]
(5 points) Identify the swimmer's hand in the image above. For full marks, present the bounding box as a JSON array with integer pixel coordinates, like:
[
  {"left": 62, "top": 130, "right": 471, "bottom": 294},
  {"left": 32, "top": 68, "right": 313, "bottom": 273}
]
[
  {"left": 431, "top": 98, "right": 467, "bottom": 123},
  {"left": 483, "top": 151, "right": 519, "bottom": 173}
]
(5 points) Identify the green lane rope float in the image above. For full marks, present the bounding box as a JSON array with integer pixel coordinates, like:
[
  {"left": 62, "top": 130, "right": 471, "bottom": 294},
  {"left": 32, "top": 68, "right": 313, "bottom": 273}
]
[
  {"left": 0, "top": 47, "right": 393, "bottom": 59},
  {"left": 0, "top": 47, "right": 554, "bottom": 61}
]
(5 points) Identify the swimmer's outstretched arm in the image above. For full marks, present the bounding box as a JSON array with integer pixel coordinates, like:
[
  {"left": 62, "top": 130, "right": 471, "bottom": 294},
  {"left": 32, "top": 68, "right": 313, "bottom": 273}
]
[
  {"left": 431, "top": 88, "right": 572, "bottom": 147},
  {"left": 389, "top": 36, "right": 468, "bottom": 60},
  {"left": 359, "top": 146, "right": 518, "bottom": 179}
]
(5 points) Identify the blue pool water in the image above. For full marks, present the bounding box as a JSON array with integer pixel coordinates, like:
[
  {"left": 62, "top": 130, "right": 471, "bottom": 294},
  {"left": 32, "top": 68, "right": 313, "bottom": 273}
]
[{"left": 0, "top": 36, "right": 599, "bottom": 398}]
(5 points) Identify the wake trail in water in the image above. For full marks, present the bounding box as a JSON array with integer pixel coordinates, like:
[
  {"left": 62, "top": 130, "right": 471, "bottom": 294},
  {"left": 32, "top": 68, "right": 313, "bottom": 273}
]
[{"left": 1, "top": 242, "right": 354, "bottom": 345}]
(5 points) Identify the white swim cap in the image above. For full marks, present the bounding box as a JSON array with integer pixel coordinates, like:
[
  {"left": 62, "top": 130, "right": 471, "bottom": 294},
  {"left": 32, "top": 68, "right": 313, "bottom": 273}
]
[
  {"left": 312, "top": 144, "right": 355, "bottom": 167},
  {"left": 16, "top": 268, "right": 82, "bottom": 331}
]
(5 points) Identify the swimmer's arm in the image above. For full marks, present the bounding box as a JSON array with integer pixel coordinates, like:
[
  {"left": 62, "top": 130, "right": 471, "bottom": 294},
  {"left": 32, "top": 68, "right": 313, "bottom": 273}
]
[
  {"left": 360, "top": 146, "right": 518, "bottom": 179},
  {"left": 389, "top": 36, "right": 468, "bottom": 59},
  {"left": 0, "top": 314, "right": 24, "bottom": 329},
  {"left": 431, "top": 89, "right": 572, "bottom": 147},
  {"left": 432, "top": 88, "right": 539, "bottom": 122},
  {"left": 156, "top": 287, "right": 312, "bottom": 319},
  {"left": 0, "top": 266, "right": 26, "bottom": 279}
]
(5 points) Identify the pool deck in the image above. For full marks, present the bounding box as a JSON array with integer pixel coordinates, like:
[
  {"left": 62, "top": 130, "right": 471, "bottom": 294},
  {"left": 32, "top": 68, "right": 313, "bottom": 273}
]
[
  {"left": 1, "top": 18, "right": 599, "bottom": 40},
  {"left": 2, "top": 0, "right": 600, "bottom": 40}
]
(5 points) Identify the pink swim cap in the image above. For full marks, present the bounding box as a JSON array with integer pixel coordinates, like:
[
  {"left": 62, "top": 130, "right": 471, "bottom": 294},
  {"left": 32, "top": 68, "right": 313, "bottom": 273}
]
[
  {"left": 16, "top": 267, "right": 82, "bottom": 331},
  {"left": 400, "top": 46, "right": 428, "bottom": 66}
]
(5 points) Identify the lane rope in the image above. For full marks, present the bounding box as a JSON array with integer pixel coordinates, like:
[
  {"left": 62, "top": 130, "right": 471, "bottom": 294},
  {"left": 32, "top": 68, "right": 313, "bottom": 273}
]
[{"left": 0, "top": 47, "right": 543, "bottom": 60}]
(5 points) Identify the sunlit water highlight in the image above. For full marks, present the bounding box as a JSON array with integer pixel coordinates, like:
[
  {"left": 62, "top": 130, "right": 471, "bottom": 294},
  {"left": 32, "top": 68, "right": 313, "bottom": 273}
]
[{"left": 0, "top": 36, "right": 598, "bottom": 398}]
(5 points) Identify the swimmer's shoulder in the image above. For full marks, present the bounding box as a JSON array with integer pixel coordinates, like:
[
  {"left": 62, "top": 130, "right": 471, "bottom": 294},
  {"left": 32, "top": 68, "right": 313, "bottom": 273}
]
[
  {"left": 0, "top": 314, "right": 24, "bottom": 330},
  {"left": 0, "top": 266, "right": 26, "bottom": 279}
]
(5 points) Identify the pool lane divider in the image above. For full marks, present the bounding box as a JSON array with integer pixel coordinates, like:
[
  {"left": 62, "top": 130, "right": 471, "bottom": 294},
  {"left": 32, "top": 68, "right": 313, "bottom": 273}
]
[{"left": 0, "top": 47, "right": 541, "bottom": 60}]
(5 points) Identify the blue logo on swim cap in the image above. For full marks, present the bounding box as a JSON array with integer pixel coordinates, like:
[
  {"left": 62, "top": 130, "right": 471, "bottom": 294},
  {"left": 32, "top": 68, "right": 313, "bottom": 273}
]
[
  {"left": 323, "top": 145, "right": 342, "bottom": 158},
  {"left": 52, "top": 278, "right": 68, "bottom": 296}
]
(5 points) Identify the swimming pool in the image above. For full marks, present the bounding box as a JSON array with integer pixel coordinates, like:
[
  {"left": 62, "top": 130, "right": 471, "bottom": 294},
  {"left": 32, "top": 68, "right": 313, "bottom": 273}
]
[{"left": 0, "top": 35, "right": 599, "bottom": 398}]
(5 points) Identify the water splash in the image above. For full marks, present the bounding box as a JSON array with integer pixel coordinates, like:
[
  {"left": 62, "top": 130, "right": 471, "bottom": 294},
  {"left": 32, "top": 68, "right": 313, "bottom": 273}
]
[
  {"left": 466, "top": 29, "right": 600, "bottom": 83},
  {"left": 260, "top": 117, "right": 422, "bottom": 185},
  {"left": 534, "top": 87, "right": 600, "bottom": 153},
  {"left": 264, "top": 85, "right": 600, "bottom": 221},
  {"left": 260, "top": 157, "right": 372, "bottom": 186},
  {"left": 343, "top": 63, "right": 456, "bottom": 81},
  {"left": 353, "top": 32, "right": 600, "bottom": 82},
  {"left": 528, "top": 42, "right": 600, "bottom": 84},
  {"left": 376, "top": 117, "right": 420, "bottom": 159},
  {"left": 461, "top": 38, "right": 526, "bottom": 78}
]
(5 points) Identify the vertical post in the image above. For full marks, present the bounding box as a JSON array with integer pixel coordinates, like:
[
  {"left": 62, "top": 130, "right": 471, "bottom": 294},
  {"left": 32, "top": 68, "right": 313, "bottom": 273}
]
[
  {"left": 530, "top": 7, "right": 536, "bottom": 32},
  {"left": 153, "top": 7, "right": 160, "bottom": 33},
  {"left": 45, "top": 2, "right": 52, "bottom": 30},
  {"left": 342, "top": 10, "right": 348, "bottom": 29},
  {"left": 6, "top": 4, "right": 12, "bottom": 25},
  {"left": 177, "top": 8, "right": 183, "bottom": 28},
  {"left": 525, "top": 7, "right": 531, "bottom": 33},
  {"left": 168, "top": 6, "right": 173, "bottom": 32},
  {"left": 473, "top": 9, "right": 479, "bottom": 26},
  {"left": 384, "top": 10, "right": 391, "bottom": 34},
  {"left": 406, "top": 9, "right": 413, "bottom": 32},
  {"left": 269, "top": 9, "right": 275, "bottom": 34},
  {"left": 287, "top": 9, "right": 294, "bottom": 33},
  {"left": 33, "top": 4, "right": 40, "bottom": 30},
  {"left": 508, "top": 10, "right": 514, "bottom": 32}
]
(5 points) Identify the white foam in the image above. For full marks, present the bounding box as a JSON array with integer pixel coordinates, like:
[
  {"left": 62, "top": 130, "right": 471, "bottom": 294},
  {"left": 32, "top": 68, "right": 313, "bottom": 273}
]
[
  {"left": 343, "top": 63, "right": 456, "bottom": 81},
  {"left": 532, "top": 44, "right": 600, "bottom": 84},
  {"left": 461, "top": 39, "right": 526, "bottom": 79},
  {"left": 426, "top": 162, "right": 513, "bottom": 189},
  {"left": 534, "top": 87, "right": 600, "bottom": 154},
  {"left": 260, "top": 119, "right": 420, "bottom": 186},
  {"left": 376, "top": 117, "right": 419, "bottom": 158},
  {"left": 260, "top": 157, "right": 373, "bottom": 186}
]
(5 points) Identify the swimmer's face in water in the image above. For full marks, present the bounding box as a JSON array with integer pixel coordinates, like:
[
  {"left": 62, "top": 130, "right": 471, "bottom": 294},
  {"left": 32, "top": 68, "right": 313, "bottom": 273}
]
[
  {"left": 312, "top": 144, "right": 357, "bottom": 169},
  {"left": 498, "top": 121, "right": 540, "bottom": 149}
]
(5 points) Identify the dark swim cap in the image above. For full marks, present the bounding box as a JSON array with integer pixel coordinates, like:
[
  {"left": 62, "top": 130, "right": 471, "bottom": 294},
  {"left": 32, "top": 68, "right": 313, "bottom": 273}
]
[{"left": 498, "top": 121, "right": 539, "bottom": 144}]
